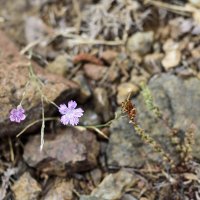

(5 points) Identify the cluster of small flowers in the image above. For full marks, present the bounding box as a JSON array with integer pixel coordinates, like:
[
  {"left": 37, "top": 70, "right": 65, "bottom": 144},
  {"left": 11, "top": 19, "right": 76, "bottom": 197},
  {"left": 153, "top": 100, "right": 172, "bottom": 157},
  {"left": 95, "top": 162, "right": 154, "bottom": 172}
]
[{"left": 9, "top": 100, "right": 84, "bottom": 126}]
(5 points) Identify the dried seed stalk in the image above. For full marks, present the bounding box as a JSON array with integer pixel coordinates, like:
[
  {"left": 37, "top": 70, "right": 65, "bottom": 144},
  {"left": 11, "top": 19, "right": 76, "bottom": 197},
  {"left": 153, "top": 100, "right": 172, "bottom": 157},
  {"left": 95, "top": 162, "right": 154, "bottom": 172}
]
[{"left": 121, "top": 96, "right": 175, "bottom": 167}]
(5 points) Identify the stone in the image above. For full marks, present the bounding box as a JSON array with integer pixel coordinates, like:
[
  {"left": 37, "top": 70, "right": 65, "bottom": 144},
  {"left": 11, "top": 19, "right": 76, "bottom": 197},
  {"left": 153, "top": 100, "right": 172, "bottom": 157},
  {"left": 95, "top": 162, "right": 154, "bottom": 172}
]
[
  {"left": 175, "top": 67, "right": 195, "bottom": 79},
  {"left": 117, "top": 82, "right": 139, "bottom": 104},
  {"left": 130, "top": 53, "right": 142, "bottom": 64},
  {"left": 107, "top": 74, "right": 200, "bottom": 167},
  {"left": 42, "top": 178, "right": 73, "bottom": 200},
  {"left": 192, "top": 23, "right": 200, "bottom": 35},
  {"left": 189, "top": 0, "right": 200, "bottom": 7},
  {"left": 144, "top": 53, "right": 164, "bottom": 74},
  {"left": 89, "top": 168, "right": 102, "bottom": 186},
  {"left": 162, "top": 50, "right": 181, "bottom": 70},
  {"left": 162, "top": 39, "right": 182, "bottom": 69},
  {"left": 25, "top": 16, "right": 50, "bottom": 43},
  {"left": 79, "top": 110, "right": 101, "bottom": 126},
  {"left": 169, "top": 17, "right": 194, "bottom": 39},
  {"left": 131, "top": 68, "right": 150, "bottom": 85},
  {"left": 46, "top": 55, "right": 70, "bottom": 76},
  {"left": 106, "top": 115, "right": 148, "bottom": 168},
  {"left": 11, "top": 172, "right": 41, "bottom": 200},
  {"left": 122, "top": 194, "right": 138, "bottom": 200},
  {"left": 23, "top": 128, "right": 100, "bottom": 175},
  {"left": 100, "top": 50, "right": 118, "bottom": 64},
  {"left": 91, "top": 170, "right": 136, "bottom": 200},
  {"left": 83, "top": 64, "right": 107, "bottom": 81},
  {"left": 137, "top": 74, "right": 200, "bottom": 160},
  {"left": 107, "top": 63, "right": 120, "bottom": 82},
  {"left": 163, "top": 39, "right": 180, "bottom": 52},
  {"left": 0, "top": 30, "right": 79, "bottom": 137},
  {"left": 126, "top": 31, "right": 154, "bottom": 55},
  {"left": 94, "top": 88, "right": 113, "bottom": 122},
  {"left": 80, "top": 195, "right": 105, "bottom": 200},
  {"left": 73, "top": 74, "right": 92, "bottom": 103}
]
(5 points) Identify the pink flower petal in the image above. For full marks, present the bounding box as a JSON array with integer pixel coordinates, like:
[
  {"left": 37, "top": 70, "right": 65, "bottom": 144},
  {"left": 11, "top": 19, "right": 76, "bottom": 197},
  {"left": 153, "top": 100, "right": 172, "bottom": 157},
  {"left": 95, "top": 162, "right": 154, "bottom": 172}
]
[
  {"left": 59, "top": 101, "right": 83, "bottom": 126},
  {"left": 9, "top": 106, "right": 26, "bottom": 123},
  {"left": 59, "top": 104, "right": 68, "bottom": 115},
  {"left": 68, "top": 100, "right": 77, "bottom": 109}
]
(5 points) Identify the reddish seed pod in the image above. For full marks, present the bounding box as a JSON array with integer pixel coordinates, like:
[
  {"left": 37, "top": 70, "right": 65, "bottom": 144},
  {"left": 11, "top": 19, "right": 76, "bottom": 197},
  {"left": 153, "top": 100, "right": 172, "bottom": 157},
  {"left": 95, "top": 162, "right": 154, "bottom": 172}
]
[{"left": 121, "top": 99, "right": 137, "bottom": 123}]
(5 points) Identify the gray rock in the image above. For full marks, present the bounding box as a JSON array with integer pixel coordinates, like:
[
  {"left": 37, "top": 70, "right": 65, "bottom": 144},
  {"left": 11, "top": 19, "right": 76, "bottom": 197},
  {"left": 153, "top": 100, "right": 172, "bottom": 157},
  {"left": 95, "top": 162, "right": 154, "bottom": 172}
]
[
  {"left": 89, "top": 168, "right": 102, "bottom": 186},
  {"left": 90, "top": 170, "right": 136, "bottom": 200},
  {"left": 106, "top": 114, "right": 148, "bottom": 168},
  {"left": 122, "top": 194, "right": 138, "bottom": 200},
  {"left": 107, "top": 74, "right": 200, "bottom": 167},
  {"left": 23, "top": 128, "right": 100, "bottom": 175},
  {"left": 80, "top": 109, "right": 101, "bottom": 126},
  {"left": 80, "top": 195, "right": 106, "bottom": 200},
  {"left": 142, "top": 74, "right": 200, "bottom": 160},
  {"left": 25, "top": 16, "right": 47, "bottom": 43}
]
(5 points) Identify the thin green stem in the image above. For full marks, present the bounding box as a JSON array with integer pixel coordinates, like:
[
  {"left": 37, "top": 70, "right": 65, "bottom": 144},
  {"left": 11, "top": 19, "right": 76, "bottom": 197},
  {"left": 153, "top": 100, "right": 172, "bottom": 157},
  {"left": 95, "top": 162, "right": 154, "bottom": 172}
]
[
  {"left": 19, "top": 80, "right": 30, "bottom": 106},
  {"left": 16, "top": 117, "right": 59, "bottom": 137}
]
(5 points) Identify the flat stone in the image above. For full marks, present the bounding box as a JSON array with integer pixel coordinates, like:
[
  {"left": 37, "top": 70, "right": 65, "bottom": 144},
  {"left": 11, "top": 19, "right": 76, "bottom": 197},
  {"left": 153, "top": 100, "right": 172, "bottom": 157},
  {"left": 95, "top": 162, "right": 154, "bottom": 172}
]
[
  {"left": 137, "top": 74, "right": 200, "bottom": 160},
  {"left": 117, "top": 82, "right": 139, "bottom": 104},
  {"left": 163, "top": 39, "right": 180, "bottom": 52},
  {"left": 42, "top": 178, "right": 74, "bottom": 200},
  {"left": 162, "top": 50, "right": 181, "bottom": 69},
  {"left": 23, "top": 128, "right": 100, "bottom": 175},
  {"left": 83, "top": 64, "right": 107, "bottom": 81},
  {"left": 0, "top": 30, "right": 79, "bottom": 137},
  {"left": 106, "top": 115, "right": 148, "bottom": 168},
  {"left": 11, "top": 172, "right": 41, "bottom": 200},
  {"left": 80, "top": 195, "right": 105, "bottom": 200},
  {"left": 91, "top": 170, "right": 136, "bottom": 200},
  {"left": 122, "top": 194, "right": 138, "bottom": 200},
  {"left": 107, "top": 74, "right": 200, "bottom": 167},
  {"left": 100, "top": 50, "right": 118, "bottom": 64}
]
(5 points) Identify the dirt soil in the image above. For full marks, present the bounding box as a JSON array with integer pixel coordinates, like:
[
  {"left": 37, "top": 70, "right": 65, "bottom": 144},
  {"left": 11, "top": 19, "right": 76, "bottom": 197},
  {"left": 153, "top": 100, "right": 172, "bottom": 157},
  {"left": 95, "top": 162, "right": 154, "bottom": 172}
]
[{"left": 0, "top": 0, "right": 200, "bottom": 200}]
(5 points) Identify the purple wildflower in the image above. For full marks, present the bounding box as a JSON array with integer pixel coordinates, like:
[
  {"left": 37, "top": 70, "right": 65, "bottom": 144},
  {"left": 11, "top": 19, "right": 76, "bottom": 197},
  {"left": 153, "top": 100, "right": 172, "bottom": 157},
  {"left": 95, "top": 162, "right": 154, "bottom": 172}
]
[
  {"left": 59, "top": 100, "right": 84, "bottom": 126},
  {"left": 9, "top": 105, "right": 26, "bottom": 123}
]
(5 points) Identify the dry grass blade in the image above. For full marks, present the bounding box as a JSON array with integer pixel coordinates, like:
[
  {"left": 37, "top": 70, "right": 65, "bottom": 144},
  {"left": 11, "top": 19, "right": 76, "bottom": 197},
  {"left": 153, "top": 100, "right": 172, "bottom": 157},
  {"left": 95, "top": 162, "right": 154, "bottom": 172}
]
[
  {"left": 76, "top": 126, "right": 109, "bottom": 139},
  {"left": 16, "top": 117, "right": 58, "bottom": 137},
  {"left": 144, "top": 0, "right": 191, "bottom": 16}
]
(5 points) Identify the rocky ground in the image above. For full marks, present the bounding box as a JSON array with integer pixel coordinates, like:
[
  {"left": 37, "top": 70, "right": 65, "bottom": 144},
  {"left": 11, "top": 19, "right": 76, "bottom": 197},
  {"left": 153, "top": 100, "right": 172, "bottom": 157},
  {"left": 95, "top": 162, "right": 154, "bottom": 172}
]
[{"left": 0, "top": 0, "right": 200, "bottom": 200}]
